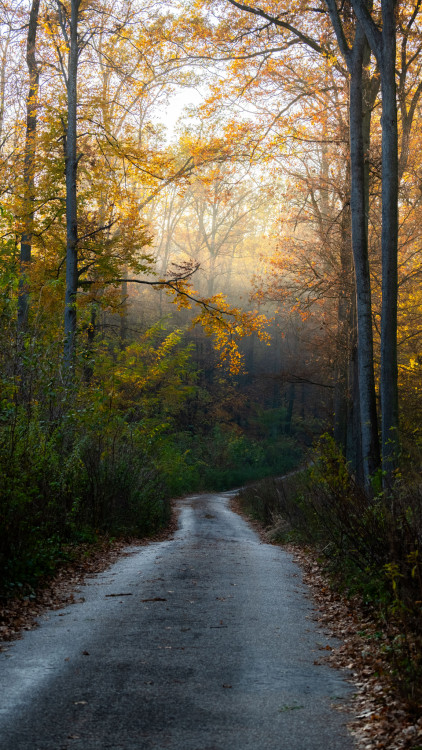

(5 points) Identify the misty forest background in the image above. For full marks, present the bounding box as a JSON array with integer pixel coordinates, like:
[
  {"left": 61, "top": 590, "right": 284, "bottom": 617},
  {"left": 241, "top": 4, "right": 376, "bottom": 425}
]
[{"left": 1, "top": 0, "right": 422, "bottom": 701}]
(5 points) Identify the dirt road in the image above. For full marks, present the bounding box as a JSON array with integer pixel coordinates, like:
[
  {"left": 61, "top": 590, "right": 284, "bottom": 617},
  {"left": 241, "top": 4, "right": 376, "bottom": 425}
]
[{"left": 0, "top": 491, "right": 354, "bottom": 749}]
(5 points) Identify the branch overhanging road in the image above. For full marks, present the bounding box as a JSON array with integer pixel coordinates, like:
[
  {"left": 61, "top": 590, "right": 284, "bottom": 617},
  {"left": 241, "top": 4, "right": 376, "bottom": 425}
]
[{"left": 0, "top": 492, "right": 354, "bottom": 750}]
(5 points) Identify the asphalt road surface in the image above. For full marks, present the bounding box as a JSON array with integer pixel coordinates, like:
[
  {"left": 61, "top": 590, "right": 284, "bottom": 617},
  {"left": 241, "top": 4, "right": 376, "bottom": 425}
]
[{"left": 0, "top": 491, "right": 355, "bottom": 750}]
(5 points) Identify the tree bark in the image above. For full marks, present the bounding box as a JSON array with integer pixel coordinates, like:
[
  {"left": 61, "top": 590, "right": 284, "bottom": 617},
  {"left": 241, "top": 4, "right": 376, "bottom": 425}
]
[
  {"left": 347, "top": 300, "right": 364, "bottom": 485},
  {"left": 18, "top": 0, "right": 40, "bottom": 328},
  {"left": 379, "top": 1, "right": 399, "bottom": 485},
  {"left": 324, "top": 0, "right": 381, "bottom": 489},
  {"left": 333, "top": 192, "right": 352, "bottom": 454},
  {"left": 348, "top": 33, "right": 381, "bottom": 485},
  {"left": 0, "top": 32, "right": 11, "bottom": 149},
  {"left": 63, "top": 0, "right": 80, "bottom": 370},
  {"left": 350, "top": 0, "right": 399, "bottom": 487}
]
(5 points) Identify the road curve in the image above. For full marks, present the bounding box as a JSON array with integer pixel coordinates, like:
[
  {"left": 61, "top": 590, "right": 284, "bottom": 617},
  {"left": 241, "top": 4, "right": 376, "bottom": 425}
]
[{"left": 0, "top": 491, "right": 354, "bottom": 750}]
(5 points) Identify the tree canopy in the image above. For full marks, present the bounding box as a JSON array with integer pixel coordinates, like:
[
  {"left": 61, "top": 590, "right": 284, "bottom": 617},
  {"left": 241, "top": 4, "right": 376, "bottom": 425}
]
[{"left": 1, "top": 0, "right": 422, "bottom": 611}]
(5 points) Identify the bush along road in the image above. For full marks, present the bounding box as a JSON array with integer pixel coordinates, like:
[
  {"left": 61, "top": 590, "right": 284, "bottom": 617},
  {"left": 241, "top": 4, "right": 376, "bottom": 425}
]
[{"left": 0, "top": 491, "right": 354, "bottom": 750}]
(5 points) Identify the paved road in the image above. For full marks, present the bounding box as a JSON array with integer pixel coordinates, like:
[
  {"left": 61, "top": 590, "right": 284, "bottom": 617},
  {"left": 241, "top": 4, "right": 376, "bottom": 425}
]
[{"left": 0, "top": 491, "right": 354, "bottom": 749}]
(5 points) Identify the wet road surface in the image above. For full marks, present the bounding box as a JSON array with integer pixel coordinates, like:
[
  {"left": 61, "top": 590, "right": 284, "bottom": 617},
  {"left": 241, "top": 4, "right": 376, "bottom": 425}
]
[{"left": 0, "top": 491, "right": 354, "bottom": 749}]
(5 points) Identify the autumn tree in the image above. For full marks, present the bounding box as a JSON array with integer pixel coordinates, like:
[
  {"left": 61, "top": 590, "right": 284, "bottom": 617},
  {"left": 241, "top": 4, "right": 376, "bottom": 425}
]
[
  {"left": 18, "top": 0, "right": 40, "bottom": 328},
  {"left": 180, "top": 0, "right": 422, "bottom": 489},
  {"left": 175, "top": 0, "right": 380, "bottom": 486}
]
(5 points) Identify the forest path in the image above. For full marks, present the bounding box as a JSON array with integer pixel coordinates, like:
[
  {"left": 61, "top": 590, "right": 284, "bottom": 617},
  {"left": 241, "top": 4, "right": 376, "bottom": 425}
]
[{"left": 0, "top": 491, "right": 354, "bottom": 750}]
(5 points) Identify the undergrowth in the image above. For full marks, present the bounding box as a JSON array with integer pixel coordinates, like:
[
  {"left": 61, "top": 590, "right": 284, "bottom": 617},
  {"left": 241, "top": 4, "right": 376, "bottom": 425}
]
[
  {"left": 0, "top": 319, "right": 303, "bottom": 599},
  {"left": 236, "top": 434, "right": 422, "bottom": 711}
]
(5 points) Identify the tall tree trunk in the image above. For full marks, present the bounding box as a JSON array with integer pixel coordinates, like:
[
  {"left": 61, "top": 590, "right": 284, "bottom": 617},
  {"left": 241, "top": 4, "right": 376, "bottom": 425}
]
[
  {"left": 0, "top": 34, "right": 10, "bottom": 149},
  {"left": 324, "top": 0, "right": 381, "bottom": 490},
  {"left": 18, "top": 0, "right": 40, "bottom": 328},
  {"left": 346, "top": 297, "right": 364, "bottom": 484},
  {"left": 349, "top": 34, "right": 381, "bottom": 487},
  {"left": 63, "top": 0, "right": 80, "bottom": 369},
  {"left": 350, "top": 0, "right": 399, "bottom": 487},
  {"left": 333, "top": 195, "right": 352, "bottom": 453},
  {"left": 379, "top": 1, "right": 399, "bottom": 486}
]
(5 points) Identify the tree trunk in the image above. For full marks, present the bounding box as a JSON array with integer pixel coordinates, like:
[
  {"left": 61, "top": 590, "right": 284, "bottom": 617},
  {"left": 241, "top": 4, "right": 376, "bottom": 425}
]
[
  {"left": 0, "top": 33, "right": 10, "bottom": 149},
  {"left": 346, "top": 300, "right": 364, "bottom": 485},
  {"left": 349, "top": 34, "right": 380, "bottom": 488},
  {"left": 18, "top": 0, "right": 40, "bottom": 328},
  {"left": 333, "top": 195, "right": 352, "bottom": 453},
  {"left": 350, "top": 0, "right": 400, "bottom": 487},
  {"left": 324, "top": 0, "right": 381, "bottom": 490},
  {"left": 379, "top": 6, "right": 399, "bottom": 486},
  {"left": 63, "top": 0, "right": 80, "bottom": 370}
]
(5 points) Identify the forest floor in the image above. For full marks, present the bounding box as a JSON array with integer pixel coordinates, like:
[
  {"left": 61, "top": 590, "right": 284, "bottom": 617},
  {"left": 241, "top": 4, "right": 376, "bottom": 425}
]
[{"left": 0, "top": 492, "right": 420, "bottom": 749}]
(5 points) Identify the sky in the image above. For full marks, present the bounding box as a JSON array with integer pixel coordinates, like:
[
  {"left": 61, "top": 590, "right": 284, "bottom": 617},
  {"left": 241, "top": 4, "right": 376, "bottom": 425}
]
[{"left": 161, "top": 88, "right": 204, "bottom": 141}]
